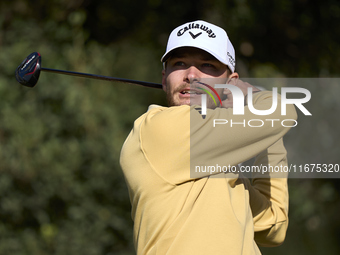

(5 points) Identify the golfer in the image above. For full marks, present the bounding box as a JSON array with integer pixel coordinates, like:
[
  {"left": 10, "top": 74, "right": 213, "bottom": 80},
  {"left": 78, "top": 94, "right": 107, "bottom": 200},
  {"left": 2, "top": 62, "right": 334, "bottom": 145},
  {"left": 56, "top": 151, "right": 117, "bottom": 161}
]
[{"left": 120, "top": 20, "right": 297, "bottom": 255}]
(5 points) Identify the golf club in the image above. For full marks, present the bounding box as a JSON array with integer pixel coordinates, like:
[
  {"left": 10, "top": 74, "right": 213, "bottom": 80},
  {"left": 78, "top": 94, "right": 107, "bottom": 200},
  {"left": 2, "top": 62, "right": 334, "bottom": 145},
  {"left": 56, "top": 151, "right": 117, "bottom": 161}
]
[{"left": 15, "top": 52, "right": 163, "bottom": 89}]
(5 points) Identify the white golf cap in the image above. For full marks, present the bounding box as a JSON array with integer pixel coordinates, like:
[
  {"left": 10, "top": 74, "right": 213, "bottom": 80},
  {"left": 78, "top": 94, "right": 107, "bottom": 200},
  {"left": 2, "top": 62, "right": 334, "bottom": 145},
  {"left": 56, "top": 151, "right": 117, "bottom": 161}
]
[{"left": 161, "top": 20, "right": 236, "bottom": 73}]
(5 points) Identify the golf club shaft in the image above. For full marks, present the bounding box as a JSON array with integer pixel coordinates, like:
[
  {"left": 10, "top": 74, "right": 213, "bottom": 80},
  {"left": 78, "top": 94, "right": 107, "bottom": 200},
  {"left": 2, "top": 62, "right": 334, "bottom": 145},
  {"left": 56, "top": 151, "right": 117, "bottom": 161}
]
[{"left": 41, "top": 67, "right": 163, "bottom": 89}]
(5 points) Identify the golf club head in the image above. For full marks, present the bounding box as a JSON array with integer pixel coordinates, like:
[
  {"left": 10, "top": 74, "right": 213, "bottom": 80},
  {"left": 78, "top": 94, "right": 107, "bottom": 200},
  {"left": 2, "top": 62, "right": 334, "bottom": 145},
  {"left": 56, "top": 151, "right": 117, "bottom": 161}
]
[{"left": 15, "top": 52, "right": 41, "bottom": 87}]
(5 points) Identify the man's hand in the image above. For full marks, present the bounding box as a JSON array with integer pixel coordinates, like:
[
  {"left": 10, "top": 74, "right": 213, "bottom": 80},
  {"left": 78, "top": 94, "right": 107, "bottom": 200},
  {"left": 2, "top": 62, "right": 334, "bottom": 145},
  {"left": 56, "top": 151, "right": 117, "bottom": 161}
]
[{"left": 221, "top": 78, "right": 261, "bottom": 108}]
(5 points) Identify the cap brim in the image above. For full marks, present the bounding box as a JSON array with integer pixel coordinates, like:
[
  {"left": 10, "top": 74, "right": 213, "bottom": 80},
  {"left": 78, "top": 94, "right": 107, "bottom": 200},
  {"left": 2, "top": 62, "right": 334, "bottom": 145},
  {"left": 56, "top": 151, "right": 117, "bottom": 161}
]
[{"left": 161, "top": 46, "right": 233, "bottom": 73}]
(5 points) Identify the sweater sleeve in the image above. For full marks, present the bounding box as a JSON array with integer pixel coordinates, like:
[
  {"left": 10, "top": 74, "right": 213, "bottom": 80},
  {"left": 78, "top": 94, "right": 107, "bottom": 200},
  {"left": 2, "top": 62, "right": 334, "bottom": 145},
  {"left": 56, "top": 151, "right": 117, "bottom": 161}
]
[
  {"left": 140, "top": 91, "right": 297, "bottom": 184},
  {"left": 245, "top": 138, "right": 290, "bottom": 247}
]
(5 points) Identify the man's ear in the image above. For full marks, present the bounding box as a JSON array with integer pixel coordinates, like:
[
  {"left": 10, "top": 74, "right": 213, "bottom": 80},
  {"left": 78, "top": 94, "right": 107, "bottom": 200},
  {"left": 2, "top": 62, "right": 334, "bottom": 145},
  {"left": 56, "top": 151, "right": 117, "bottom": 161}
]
[
  {"left": 224, "top": 72, "right": 239, "bottom": 94},
  {"left": 227, "top": 72, "right": 239, "bottom": 85},
  {"left": 162, "top": 69, "right": 167, "bottom": 92}
]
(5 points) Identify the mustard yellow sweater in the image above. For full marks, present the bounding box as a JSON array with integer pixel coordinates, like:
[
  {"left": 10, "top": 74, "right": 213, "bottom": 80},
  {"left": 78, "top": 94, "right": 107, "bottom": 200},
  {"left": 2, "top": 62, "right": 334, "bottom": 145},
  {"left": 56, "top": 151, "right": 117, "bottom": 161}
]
[{"left": 120, "top": 91, "right": 297, "bottom": 255}]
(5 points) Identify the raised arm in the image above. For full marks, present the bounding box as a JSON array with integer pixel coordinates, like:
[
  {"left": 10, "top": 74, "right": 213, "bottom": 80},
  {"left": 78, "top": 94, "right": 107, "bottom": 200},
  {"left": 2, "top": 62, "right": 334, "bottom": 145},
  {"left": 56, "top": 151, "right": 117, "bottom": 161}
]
[
  {"left": 245, "top": 138, "right": 290, "bottom": 246},
  {"left": 140, "top": 89, "right": 297, "bottom": 184}
]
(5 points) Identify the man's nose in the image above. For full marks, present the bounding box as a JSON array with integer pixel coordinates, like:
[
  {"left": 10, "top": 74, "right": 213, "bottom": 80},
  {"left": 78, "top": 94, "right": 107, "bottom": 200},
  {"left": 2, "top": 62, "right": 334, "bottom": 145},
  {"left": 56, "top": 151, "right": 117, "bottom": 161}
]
[{"left": 184, "top": 66, "right": 200, "bottom": 83}]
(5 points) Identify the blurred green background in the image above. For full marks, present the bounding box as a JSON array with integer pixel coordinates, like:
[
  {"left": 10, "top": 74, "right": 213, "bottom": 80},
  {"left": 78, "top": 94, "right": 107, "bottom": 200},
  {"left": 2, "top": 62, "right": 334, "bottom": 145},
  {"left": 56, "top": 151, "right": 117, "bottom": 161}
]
[{"left": 0, "top": 0, "right": 339, "bottom": 254}]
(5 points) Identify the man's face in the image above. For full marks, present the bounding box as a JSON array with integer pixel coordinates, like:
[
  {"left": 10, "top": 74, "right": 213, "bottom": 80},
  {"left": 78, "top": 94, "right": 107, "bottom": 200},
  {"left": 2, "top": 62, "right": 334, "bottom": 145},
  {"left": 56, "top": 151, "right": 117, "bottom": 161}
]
[{"left": 162, "top": 47, "right": 230, "bottom": 107}]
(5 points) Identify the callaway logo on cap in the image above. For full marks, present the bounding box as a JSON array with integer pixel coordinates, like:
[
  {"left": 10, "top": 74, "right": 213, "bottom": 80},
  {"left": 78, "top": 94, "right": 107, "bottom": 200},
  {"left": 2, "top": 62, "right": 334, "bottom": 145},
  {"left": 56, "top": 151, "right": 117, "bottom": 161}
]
[{"left": 161, "top": 20, "right": 236, "bottom": 73}]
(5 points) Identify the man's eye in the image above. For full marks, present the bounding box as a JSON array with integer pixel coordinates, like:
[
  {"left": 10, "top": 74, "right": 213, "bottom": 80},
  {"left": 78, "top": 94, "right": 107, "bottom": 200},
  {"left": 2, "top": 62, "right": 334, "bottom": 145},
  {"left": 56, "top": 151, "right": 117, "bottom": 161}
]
[
  {"left": 202, "top": 63, "right": 215, "bottom": 68},
  {"left": 174, "top": 61, "right": 185, "bottom": 66}
]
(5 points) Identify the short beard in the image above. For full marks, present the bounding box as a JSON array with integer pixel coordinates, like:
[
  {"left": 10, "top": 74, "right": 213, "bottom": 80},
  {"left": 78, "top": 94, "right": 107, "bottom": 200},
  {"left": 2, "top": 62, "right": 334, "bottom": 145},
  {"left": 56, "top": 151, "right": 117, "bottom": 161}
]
[
  {"left": 166, "top": 83, "right": 188, "bottom": 107},
  {"left": 166, "top": 93, "right": 176, "bottom": 107}
]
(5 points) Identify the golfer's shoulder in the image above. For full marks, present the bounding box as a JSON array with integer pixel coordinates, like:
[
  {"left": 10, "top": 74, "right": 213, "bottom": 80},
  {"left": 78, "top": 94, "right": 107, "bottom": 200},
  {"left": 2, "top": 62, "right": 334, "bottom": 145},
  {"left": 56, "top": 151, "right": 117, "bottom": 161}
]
[
  {"left": 251, "top": 90, "right": 275, "bottom": 101},
  {"left": 146, "top": 104, "right": 190, "bottom": 118},
  {"left": 250, "top": 90, "right": 298, "bottom": 120},
  {"left": 136, "top": 104, "right": 190, "bottom": 130}
]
